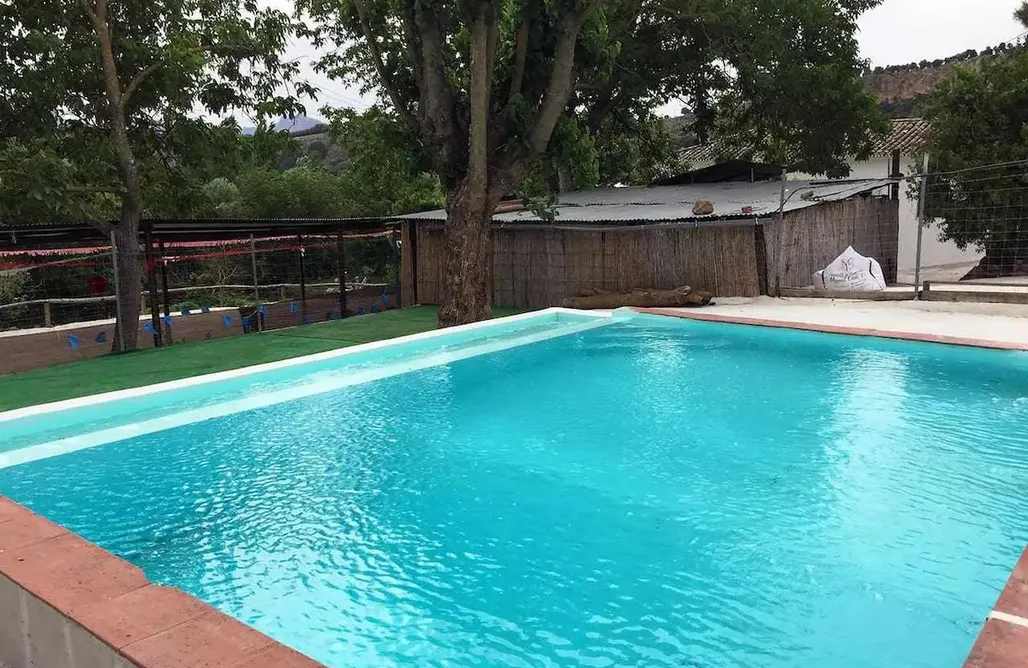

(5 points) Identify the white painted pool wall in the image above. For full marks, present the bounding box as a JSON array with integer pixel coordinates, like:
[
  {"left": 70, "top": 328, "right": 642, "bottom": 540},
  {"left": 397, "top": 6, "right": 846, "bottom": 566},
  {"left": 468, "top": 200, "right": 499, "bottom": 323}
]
[
  {"left": 0, "top": 308, "right": 609, "bottom": 425},
  {"left": 0, "top": 573, "right": 138, "bottom": 668}
]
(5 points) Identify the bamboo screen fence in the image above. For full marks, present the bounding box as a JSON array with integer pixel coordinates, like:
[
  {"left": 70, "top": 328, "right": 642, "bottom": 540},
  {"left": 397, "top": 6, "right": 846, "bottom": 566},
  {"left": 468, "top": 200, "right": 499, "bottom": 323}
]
[{"left": 402, "top": 195, "right": 899, "bottom": 309}]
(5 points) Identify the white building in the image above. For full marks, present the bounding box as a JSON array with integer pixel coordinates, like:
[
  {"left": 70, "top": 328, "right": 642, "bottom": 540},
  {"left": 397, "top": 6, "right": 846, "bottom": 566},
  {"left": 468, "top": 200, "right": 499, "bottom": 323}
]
[{"left": 679, "top": 118, "right": 982, "bottom": 283}]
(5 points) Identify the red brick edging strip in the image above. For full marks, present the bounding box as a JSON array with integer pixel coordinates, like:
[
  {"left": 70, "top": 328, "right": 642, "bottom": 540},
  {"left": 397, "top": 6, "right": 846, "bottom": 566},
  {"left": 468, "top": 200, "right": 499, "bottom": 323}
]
[
  {"left": 963, "top": 547, "right": 1028, "bottom": 667},
  {"left": 634, "top": 308, "right": 1028, "bottom": 351},
  {"left": 0, "top": 496, "right": 325, "bottom": 668}
]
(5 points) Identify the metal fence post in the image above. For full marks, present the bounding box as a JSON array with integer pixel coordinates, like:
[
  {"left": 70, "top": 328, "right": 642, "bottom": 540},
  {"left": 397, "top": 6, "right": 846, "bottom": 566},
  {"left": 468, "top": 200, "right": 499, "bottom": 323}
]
[
  {"left": 391, "top": 229, "right": 401, "bottom": 306},
  {"left": 297, "top": 234, "right": 307, "bottom": 319},
  {"left": 913, "top": 152, "right": 930, "bottom": 299},
  {"left": 143, "top": 229, "right": 162, "bottom": 347},
  {"left": 158, "top": 239, "right": 171, "bottom": 345},
  {"left": 337, "top": 232, "right": 347, "bottom": 318},
  {"left": 249, "top": 234, "right": 259, "bottom": 302},
  {"left": 773, "top": 168, "right": 788, "bottom": 297},
  {"left": 109, "top": 230, "right": 126, "bottom": 353}
]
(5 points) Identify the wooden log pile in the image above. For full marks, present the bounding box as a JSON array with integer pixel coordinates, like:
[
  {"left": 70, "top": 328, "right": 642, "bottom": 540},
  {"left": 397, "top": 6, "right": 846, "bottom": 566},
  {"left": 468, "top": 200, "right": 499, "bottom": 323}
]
[{"left": 561, "top": 286, "right": 713, "bottom": 309}]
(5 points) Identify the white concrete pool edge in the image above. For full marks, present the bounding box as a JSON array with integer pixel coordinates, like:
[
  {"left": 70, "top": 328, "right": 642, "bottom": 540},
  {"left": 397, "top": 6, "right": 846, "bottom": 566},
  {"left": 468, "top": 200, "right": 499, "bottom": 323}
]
[
  {"left": 0, "top": 307, "right": 610, "bottom": 424},
  {"left": 0, "top": 314, "right": 613, "bottom": 470}
]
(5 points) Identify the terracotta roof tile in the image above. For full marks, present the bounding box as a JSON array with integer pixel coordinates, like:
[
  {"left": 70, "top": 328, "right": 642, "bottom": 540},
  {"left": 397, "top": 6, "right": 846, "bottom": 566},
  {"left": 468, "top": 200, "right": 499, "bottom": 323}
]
[{"left": 680, "top": 118, "right": 931, "bottom": 164}]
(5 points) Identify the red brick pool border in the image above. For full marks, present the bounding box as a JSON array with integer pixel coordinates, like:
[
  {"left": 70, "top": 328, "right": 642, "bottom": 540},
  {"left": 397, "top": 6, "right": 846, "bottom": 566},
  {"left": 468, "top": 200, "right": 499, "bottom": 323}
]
[
  {"left": 634, "top": 307, "right": 1028, "bottom": 351},
  {"left": 963, "top": 548, "right": 1028, "bottom": 667},
  {"left": 0, "top": 496, "right": 325, "bottom": 668}
]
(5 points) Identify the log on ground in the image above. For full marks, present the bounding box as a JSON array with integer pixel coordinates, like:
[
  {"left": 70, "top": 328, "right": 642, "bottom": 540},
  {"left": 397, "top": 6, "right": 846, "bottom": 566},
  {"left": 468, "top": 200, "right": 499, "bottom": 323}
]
[{"left": 561, "top": 286, "right": 713, "bottom": 309}]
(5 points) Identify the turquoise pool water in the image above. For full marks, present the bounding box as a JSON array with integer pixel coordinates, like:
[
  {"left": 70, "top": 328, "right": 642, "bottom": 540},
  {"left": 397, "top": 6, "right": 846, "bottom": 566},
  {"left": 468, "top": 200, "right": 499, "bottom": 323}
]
[{"left": 1, "top": 315, "right": 1026, "bottom": 667}]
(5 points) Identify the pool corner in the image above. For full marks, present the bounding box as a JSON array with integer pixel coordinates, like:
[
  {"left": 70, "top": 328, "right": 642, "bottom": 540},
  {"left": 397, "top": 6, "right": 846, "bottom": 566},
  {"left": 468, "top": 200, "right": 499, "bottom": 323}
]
[
  {"left": 0, "top": 496, "right": 326, "bottom": 668},
  {"left": 963, "top": 546, "right": 1028, "bottom": 668}
]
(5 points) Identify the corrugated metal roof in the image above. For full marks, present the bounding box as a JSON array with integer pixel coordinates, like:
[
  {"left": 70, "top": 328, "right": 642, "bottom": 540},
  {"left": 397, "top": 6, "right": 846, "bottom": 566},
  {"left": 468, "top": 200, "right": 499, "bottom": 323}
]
[
  {"left": 400, "top": 178, "right": 895, "bottom": 226},
  {"left": 679, "top": 118, "right": 931, "bottom": 165}
]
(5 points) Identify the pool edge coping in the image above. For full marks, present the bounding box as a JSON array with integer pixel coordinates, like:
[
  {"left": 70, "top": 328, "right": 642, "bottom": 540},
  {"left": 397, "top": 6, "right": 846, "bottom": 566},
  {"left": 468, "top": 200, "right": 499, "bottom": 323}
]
[
  {"left": 2, "top": 305, "right": 1025, "bottom": 667},
  {"left": 963, "top": 547, "right": 1028, "bottom": 667},
  {"left": 633, "top": 307, "right": 1028, "bottom": 351},
  {"left": 0, "top": 495, "right": 328, "bottom": 668},
  {"left": 0, "top": 307, "right": 608, "bottom": 423}
]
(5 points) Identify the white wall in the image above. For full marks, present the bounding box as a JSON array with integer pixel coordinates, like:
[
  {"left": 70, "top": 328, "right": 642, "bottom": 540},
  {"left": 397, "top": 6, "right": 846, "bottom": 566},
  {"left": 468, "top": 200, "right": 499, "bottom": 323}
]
[{"left": 847, "top": 157, "right": 982, "bottom": 278}]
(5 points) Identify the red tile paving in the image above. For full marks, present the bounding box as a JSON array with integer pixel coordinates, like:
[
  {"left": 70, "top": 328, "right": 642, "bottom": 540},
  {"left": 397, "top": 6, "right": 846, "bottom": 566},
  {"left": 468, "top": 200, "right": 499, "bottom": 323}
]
[
  {"left": 228, "top": 643, "right": 326, "bottom": 668},
  {"left": 634, "top": 307, "right": 1028, "bottom": 351},
  {"left": 963, "top": 547, "right": 1028, "bottom": 668},
  {"left": 0, "top": 514, "right": 68, "bottom": 552},
  {"left": 964, "top": 619, "right": 1028, "bottom": 668},
  {"left": 75, "top": 585, "right": 210, "bottom": 649},
  {"left": 0, "top": 495, "right": 326, "bottom": 668},
  {"left": 121, "top": 612, "right": 276, "bottom": 668},
  {"left": 996, "top": 551, "right": 1028, "bottom": 620}
]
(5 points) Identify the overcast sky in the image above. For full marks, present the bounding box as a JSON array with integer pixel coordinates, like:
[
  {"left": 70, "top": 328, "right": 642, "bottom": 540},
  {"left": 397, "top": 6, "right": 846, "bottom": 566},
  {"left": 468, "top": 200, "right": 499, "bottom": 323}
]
[
  {"left": 276, "top": 0, "right": 1027, "bottom": 121},
  {"left": 858, "top": 0, "right": 1023, "bottom": 66}
]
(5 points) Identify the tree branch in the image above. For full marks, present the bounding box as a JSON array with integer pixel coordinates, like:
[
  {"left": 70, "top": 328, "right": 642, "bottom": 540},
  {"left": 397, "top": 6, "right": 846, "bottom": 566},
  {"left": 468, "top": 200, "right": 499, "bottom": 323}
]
[
  {"left": 524, "top": 16, "right": 584, "bottom": 158},
  {"left": 78, "top": 0, "right": 100, "bottom": 25},
  {"left": 508, "top": 16, "right": 529, "bottom": 105},
  {"left": 121, "top": 61, "right": 163, "bottom": 107},
  {"left": 413, "top": 3, "right": 459, "bottom": 178},
  {"left": 468, "top": 4, "right": 491, "bottom": 198},
  {"left": 84, "top": 217, "right": 114, "bottom": 235},
  {"left": 586, "top": 81, "right": 624, "bottom": 133},
  {"left": 490, "top": 1, "right": 601, "bottom": 201},
  {"left": 352, "top": 0, "right": 420, "bottom": 136},
  {"left": 68, "top": 185, "right": 126, "bottom": 195}
]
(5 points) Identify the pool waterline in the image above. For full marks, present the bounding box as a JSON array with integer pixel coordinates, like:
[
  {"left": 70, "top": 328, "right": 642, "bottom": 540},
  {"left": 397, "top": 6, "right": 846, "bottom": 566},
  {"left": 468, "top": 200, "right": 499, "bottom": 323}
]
[
  {"left": 0, "top": 308, "right": 613, "bottom": 462},
  {"left": 0, "top": 307, "right": 1025, "bottom": 668}
]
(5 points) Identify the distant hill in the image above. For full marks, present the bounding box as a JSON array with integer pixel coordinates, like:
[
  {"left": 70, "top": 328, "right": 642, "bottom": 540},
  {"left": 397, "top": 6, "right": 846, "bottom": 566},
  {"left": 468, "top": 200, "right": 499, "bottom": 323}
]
[
  {"left": 864, "top": 42, "right": 1022, "bottom": 117},
  {"left": 240, "top": 115, "right": 326, "bottom": 136}
]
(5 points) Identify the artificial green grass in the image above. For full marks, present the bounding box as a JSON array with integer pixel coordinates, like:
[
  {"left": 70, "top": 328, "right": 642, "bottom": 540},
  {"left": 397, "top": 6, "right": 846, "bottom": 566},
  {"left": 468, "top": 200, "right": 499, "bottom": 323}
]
[{"left": 0, "top": 306, "right": 521, "bottom": 412}]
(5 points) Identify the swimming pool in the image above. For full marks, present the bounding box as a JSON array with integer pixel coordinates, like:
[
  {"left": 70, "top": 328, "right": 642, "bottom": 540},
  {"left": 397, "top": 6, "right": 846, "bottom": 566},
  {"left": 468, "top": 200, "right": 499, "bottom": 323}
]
[{"left": 0, "top": 309, "right": 1025, "bottom": 667}]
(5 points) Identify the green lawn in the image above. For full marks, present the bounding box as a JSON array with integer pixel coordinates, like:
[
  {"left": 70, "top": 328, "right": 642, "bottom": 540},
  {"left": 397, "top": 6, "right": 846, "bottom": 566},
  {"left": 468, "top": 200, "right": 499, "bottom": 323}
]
[{"left": 0, "top": 306, "right": 521, "bottom": 412}]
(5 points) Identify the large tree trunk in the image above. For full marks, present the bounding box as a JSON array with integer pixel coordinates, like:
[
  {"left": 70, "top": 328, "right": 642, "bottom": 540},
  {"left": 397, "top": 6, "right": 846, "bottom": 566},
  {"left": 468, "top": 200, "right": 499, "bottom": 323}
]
[
  {"left": 438, "top": 184, "right": 493, "bottom": 327},
  {"left": 111, "top": 200, "right": 142, "bottom": 352}
]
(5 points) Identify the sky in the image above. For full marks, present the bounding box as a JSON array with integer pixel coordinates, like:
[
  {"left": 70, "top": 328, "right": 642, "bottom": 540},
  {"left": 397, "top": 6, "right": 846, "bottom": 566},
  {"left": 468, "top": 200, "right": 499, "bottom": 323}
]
[
  {"left": 857, "top": 0, "right": 1024, "bottom": 66},
  {"left": 275, "top": 0, "right": 1027, "bottom": 122}
]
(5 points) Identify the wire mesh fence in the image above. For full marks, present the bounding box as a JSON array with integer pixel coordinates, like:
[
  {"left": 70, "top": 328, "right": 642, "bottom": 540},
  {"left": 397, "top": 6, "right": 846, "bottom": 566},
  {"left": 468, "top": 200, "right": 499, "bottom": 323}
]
[
  {"left": 0, "top": 231, "right": 401, "bottom": 375},
  {"left": 0, "top": 243, "right": 119, "bottom": 332},
  {"left": 916, "top": 160, "right": 1028, "bottom": 286}
]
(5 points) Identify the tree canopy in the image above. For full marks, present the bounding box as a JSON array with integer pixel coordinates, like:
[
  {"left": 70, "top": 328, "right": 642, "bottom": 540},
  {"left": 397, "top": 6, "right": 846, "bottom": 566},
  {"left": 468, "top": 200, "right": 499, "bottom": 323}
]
[
  {"left": 300, "top": 0, "right": 886, "bottom": 325},
  {"left": 0, "top": 0, "right": 310, "bottom": 348},
  {"left": 917, "top": 42, "right": 1028, "bottom": 279}
]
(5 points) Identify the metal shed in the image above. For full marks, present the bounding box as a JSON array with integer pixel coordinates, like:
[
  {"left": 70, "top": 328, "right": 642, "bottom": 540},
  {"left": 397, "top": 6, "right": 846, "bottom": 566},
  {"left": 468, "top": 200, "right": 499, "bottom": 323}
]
[{"left": 397, "top": 178, "right": 900, "bottom": 309}]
